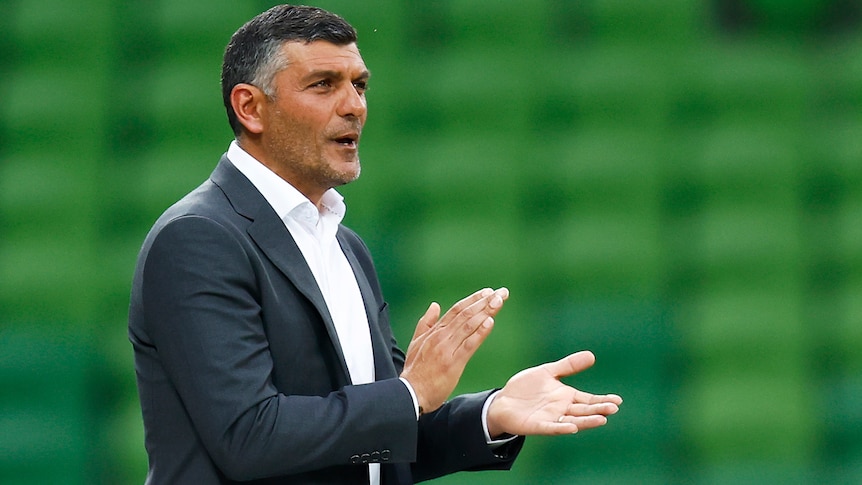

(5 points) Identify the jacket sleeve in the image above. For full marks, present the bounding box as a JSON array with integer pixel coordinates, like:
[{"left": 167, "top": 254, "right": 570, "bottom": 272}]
[
  {"left": 411, "top": 390, "right": 526, "bottom": 482},
  {"left": 138, "top": 214, "right": 420, "bottom": 481}
]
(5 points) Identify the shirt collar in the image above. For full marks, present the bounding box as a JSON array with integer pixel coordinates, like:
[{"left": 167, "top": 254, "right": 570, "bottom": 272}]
[{"left": 226, "top": 140, "right": 346, "bottom": 229}]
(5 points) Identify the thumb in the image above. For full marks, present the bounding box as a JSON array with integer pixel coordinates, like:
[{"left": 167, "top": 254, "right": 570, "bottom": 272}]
[
  {"left": 412, "top": 302, "right": 440, "bottom": 341},
  {"left": 545, "top": 351, "right": 596, "bottom": 379}
]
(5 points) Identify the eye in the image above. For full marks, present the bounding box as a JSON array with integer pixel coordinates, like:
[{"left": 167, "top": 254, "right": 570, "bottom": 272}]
[
  {"left": 353, "top": 80, "right": 368, "bottom": 94},
  {"left": 309, "top": 79, "right": 332, "bottom": 90}
]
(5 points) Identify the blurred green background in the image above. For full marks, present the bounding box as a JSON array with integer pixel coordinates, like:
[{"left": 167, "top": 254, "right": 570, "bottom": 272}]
[{"left": 2, "top": 0, "right": 861, "bottom": 483}]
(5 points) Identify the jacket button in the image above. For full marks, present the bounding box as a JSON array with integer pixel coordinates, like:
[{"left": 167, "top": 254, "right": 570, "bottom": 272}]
[
  {"left": 360, "top": 453, "right": 371, "bottom": 464},
  {"left": 381, "top": 449, "right": 391, "bottom": 462},
  {"left": 370, "top": 451, "right": 380, "bottom": 463},
  {"left": 350, "top": 454, "right": 360, "bottom": 464}
]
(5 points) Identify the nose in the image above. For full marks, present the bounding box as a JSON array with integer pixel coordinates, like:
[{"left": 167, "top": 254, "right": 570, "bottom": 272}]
[{"left": 337, "top": 84, "right": 367, "bottom": 119}]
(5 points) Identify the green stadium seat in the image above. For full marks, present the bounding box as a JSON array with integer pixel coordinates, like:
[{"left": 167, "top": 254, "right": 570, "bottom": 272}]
[
  {"left": 837, "top": 198, "right": 862, "bottom": 266},
  {"left": 696, "top": 203, "right": 802, "bottom": 274},
  {"left": 554, "top": 210, "right": 662, "bottom": 289},
  {"left": 582, "top": 0, "right": 707, "bottom": 42},
  {"left": 682, "top": 368, "right": 813, "bottom": 466},
  {"left": 549, "top": 43, "right": 672, "bottom": 130},
  {"left": 9, "top": 0, "right": 110, "bottom": 64},
  {"left": 692, "top": 120, "right": 802, "bottom": 190},
  {"left": 447, "top": 0, "right": 546, "bottom": 46},
  {"left": 2, "top": 67, "right": 108, "bottom": 154},
  {"left": 143, "top": 62, "right": 226, "bottom": 143},
  {"left": 540, "top": 125, "right": 663, "bottom": 188},
  {"left": 153, "top": 0, "right": 257, "bottom": 60},
  {"left": 671, "top": 41, "right": 810, "bottom": 124},
  {"left": 0, "top": 330, "right": 91, "bottom": 485}
]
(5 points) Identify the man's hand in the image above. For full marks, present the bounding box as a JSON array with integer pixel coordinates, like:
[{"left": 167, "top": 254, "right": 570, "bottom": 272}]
[
  {"left": 486, "top": 351, "right": 622, "bottom": 438},
  {"left": 400, "top": 287, "right": 509, "bottom": 414}
]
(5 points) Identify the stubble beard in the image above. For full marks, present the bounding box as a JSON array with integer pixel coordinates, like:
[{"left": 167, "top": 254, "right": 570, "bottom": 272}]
[
  {"left": 299, "top": 147, "right": 361, "bottom": 190},
  {"left": 265, "top": 116, "right": 362, "bottom": 194}
]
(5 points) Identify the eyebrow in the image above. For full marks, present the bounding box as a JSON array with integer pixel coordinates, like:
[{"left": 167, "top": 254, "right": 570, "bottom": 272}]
[{"left": 301, "top": 69, "right": 371, "bottom": 84}]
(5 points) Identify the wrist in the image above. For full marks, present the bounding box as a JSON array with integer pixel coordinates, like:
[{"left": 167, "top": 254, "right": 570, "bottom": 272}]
[
  {"left": 484, "top": 390, "right": 505, "bottom": 439},
  {"left": 398, "top": 377, "right": 421, "bottom": 419}
]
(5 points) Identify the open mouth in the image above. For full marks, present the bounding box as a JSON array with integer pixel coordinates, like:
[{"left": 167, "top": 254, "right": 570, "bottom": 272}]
[{"left": 333, "top": 134, "right": 358, "bottom": 147}]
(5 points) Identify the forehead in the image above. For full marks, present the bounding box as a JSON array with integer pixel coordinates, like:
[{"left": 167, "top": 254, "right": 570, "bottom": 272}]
[{"left": 280, "top": 40, "right": 367, "bottom": 76}]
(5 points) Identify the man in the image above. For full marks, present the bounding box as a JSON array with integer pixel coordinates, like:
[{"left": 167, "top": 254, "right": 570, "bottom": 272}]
[{"left": 128, "top": 5, "right": 622, "bottom": 484}]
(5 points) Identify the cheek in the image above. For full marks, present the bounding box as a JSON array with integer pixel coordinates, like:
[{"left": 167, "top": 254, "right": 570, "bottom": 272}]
[
  {"left": 274, "top": 113, "right": 317, "bottom": 145},
  {"left": 271, "top": 100, "right": 335, "bottom": 150}
]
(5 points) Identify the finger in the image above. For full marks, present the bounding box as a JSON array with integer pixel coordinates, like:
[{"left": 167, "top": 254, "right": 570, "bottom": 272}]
[
  {"left": 566, "top": 414, "right": 610, "bottom": 431},
  {"left": 438, "top": 288, "right": 494, "bottom": 327},
  {"left": 570, "top": 388, "right": 624, "bottom": 407},
  {"left": 446, "top": 287, "right": 507, "bottom": 325},
  {"left": 568, "top": 388, "right": 623, "bottom": 408},
  {"left": 452, "top": 315, "right": 494, "bottom": 357},
  {"left": 435, "top": 288, "right": 507, "bottom": 361},
  {"left": 450, "top": 288, "right": 507, "bottom": 332},
  {"left": 535, "top": 418, "right": 580, "bottom": 436},
  {"left": 412, "top": 302, "right": 440, "bottom": 341},
  {"left": 556, "top": 414, "right": 609, "bottom": 432},
  {"left": 446, "top": 291, "right": 507, "bottom": 350},
  {"left": 545, "top": 351, "right": 596, "bottom": 379},
  {"left": 589, "top": 393, "right": 623, "bottom": 406},
  {"left": 566, "top": 402, "right": 620, "bottom": 417}
]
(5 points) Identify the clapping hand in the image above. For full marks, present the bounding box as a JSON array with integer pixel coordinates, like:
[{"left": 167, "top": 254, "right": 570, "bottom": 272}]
[{"left": 401, "top": 288, "right": 509, "bottom": 414}]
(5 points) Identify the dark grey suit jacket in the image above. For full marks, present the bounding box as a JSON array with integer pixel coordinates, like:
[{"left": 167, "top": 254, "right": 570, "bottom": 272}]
[{"left": 128, "top": 157, "right": 523, "bottom": 484}]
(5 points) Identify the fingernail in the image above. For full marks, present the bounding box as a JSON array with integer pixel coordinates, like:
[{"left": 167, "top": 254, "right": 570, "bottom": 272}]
[
  {"left": 483, "top": 317, "right": 494, "bottom": 328},
  {"left": 489, "top": 296, "right": 503, "bottom": 309}
]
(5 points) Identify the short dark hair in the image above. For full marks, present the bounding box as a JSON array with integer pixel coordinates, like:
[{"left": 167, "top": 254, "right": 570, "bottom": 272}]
[{"left": 221, "top": 5, "right": 358, "bottom": 136}]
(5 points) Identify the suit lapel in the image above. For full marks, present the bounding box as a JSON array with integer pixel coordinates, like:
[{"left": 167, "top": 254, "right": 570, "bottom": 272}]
[
  {"left": 338, "top": 232, "right": 398, "bottom": 380},
  {"left": 210, "top": 157, "right": 352, "bottom": 381}
]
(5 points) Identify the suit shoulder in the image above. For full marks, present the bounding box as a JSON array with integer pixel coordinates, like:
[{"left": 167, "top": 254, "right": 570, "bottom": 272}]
[
  {"left": 139, "top": 180, "right": 247, "bottom": 256},
  {"left": 158, "top": 179, "right": 235, "bottom": 223}
]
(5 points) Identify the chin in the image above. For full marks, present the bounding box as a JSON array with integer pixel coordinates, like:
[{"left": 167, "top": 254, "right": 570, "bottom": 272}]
[
  {"left": 329, "top": 167, "right": 361, "bottom": 187},
  {"left": 341, "top": 160, "right": 361, "bottom": 180}
]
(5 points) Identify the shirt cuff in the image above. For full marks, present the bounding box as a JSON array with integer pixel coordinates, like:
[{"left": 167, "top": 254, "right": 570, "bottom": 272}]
[
  {"left": 398, "top": 377, "right": 420, "bottom": 420},
  {"left": 482, "top": 390, "right": 518, "bottom": 447}
]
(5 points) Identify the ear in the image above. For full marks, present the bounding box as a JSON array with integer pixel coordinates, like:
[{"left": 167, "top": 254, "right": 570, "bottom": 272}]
[{"left": 230, "top": 83, "right": 267, "bottom": 134}]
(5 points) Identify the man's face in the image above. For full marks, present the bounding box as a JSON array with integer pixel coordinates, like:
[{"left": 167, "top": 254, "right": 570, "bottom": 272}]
[{"left": 259, "top": 40, "right": 369, "bottom": 202}]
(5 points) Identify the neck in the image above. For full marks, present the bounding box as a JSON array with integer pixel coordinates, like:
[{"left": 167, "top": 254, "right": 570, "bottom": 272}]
[{"left": 235, "top": 136, "right": 326, "bottom": 205}]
